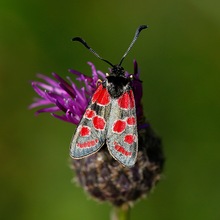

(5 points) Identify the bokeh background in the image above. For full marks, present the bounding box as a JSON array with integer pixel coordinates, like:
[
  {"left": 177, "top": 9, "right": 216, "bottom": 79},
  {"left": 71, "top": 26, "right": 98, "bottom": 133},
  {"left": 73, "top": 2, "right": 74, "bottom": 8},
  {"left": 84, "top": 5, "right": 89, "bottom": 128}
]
[{"left": 1, "top": 0, "right": 220, "bottom": 219}]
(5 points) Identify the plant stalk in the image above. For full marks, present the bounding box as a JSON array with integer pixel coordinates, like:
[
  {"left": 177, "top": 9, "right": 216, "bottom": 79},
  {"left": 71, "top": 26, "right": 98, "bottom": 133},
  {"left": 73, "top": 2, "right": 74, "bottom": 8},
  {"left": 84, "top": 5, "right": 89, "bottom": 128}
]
[{"left": 111, "top": 205, "right": 130, "bottom": 220}]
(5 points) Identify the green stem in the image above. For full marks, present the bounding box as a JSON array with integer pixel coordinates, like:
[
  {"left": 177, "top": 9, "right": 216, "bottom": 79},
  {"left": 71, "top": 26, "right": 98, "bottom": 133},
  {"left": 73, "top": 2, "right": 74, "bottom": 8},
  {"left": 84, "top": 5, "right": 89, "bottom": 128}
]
[{"left": 111, "top": 205, "right": 130, "bottom": 220}]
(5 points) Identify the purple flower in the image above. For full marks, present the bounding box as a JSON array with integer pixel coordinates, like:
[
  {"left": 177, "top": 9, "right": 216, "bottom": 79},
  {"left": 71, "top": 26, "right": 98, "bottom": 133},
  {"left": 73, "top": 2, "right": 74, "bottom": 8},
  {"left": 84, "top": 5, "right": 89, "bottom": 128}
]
[
  {"left": 30, "top": 60, "right": 145, "bottom": 128},
  {"left": 30, "top": 60, "right": 164, "bottom": 207},
  {"left": 30, "top": 62, "right": 105, "bottom": 124}
]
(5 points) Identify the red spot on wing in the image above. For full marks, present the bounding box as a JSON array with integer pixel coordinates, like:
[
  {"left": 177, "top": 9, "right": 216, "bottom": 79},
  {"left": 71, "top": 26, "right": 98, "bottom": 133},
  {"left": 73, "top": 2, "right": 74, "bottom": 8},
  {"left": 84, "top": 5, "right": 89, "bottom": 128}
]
[
  {"left": 77, "top": 139, "right": 98, "bottom": 148},
  {"left": 92, "top": 115, "right": 106, "bottom": 130},
  {"left": 84, "top": 108, "right": 96, "bottom": 119},
  {"left": 118, "top": 90, "right": 135, "bottom": 110},
  {"left": 114, "top": 142, "right": 132, "bottom": 156},
  {"left": 79, "top": 126, "right": 91, "bottom": 137},
  {"left": 124, "top": 134, "right": 136, "bottom": 144},
  {"left": 92, "top": 84, "right": 110, "bottom": 106},
  {"left": 127, "top": 116, "right": 136, "bottom": 125},
  {"left": 113, "top": 120, "right": 126, "bottom": 133}
]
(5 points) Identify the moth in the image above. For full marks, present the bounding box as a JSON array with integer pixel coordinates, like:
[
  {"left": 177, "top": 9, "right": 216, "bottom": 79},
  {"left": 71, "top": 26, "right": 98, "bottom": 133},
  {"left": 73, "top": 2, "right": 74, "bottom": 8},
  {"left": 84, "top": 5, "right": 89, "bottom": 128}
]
[{"left": 70, "top": 25, "right": 147, "bottom": 167}]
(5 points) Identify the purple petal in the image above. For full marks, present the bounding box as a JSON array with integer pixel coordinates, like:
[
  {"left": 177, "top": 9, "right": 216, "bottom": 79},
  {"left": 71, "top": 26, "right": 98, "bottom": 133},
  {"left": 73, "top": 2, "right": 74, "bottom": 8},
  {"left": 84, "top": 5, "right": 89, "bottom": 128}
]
[
  {"left": 69, "top": 69, "right": 92, "bottom": 83},
  {"left": 56, "top": 100, "right": 67, "bottom": 112},
  {"left": 51, "top": 113, "right": 72, "bottom": 123},
  {"left": 59, "top": 83, "right": 76, "bottom": 98},
  {"left": 32, "top": 82, "right": 48, "bottom": 99},
  {"left": 29, "top": 99, "right": 52, "bottom": 109},
  {"left": 34, "top": 81, "right": 55, "bottom": 91},
  {"left": 133, "top": 60, "right": 140, "bottom": 79},
  {"left": 66, "top": 109, "right": 81, "bottom": 124},
  {"left": 97, "top": 70, "right": 106, "bottom": 79},
  {"left": 88, "top": 62, "right": 99, "bottom": 82},
  {"left": 52, "top": 73, "right": 76, "bottom": 96},
  {"left": 36, "top": 73, "right": 59, "bottom": 87},
  {"left": 68, "top": 69, "right": 85, "bottom": 77},
  {"left": 35, "top": 106, "right": 60, "bottom": 114}
]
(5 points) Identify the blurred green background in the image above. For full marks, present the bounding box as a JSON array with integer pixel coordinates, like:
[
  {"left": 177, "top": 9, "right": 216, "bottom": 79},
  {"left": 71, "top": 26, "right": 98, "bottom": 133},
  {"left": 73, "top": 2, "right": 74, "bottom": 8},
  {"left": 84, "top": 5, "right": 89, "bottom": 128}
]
[{"left": 1, "top": 0, "right": 220, "bottom": 219}]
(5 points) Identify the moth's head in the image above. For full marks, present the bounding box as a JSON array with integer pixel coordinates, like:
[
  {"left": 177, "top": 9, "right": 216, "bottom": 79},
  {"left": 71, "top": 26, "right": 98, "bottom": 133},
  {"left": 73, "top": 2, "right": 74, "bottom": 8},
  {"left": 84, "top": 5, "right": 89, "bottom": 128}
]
[{"left": 110, "top": 65, "right": 125, "bottom": 77}]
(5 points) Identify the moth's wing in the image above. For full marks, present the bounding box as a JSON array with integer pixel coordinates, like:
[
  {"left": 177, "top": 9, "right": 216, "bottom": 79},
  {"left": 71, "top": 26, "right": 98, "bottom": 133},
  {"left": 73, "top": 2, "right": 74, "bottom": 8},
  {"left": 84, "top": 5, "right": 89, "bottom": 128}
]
[
  {"left": 106, "top": 90, "right": 138, "bottom": 167},
  {"left": 70, "top": 84, "right": 111, "bottom": 158}
]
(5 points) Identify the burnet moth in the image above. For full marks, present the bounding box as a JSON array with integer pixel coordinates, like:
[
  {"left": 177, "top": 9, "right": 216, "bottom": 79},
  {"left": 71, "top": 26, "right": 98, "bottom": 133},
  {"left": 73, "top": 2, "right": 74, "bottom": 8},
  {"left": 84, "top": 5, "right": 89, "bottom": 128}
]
[{"left": 70, "top": 25, "right": 148, "bottom": 167}]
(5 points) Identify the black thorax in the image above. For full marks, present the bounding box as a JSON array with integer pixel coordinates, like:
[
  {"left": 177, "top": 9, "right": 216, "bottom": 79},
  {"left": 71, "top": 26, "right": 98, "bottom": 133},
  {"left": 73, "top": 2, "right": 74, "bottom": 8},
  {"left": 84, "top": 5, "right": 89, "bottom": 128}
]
[{"left": 103, "top": 65, "right": 132, "bottom": 99}]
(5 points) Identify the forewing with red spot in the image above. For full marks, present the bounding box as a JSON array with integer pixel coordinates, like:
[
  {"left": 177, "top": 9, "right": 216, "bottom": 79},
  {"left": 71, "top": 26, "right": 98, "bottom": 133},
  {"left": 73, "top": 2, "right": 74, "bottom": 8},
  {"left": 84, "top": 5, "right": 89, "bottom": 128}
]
[
  {"left": 106, "top": 89, "right": 138, "bottom": 167},
  {"left": 70, "top": 84, "right": 111, "bottom": 158}
]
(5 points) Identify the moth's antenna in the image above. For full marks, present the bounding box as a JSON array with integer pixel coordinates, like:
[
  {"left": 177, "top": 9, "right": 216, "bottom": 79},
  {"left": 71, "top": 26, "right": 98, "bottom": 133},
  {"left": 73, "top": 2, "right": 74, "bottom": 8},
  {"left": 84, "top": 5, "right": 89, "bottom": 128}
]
[
  {"left": 119, "top": 25, "right": 148, "bottom": 66},
  {"left": 72, "top": 37, "right": 114, "bottom": 67}
]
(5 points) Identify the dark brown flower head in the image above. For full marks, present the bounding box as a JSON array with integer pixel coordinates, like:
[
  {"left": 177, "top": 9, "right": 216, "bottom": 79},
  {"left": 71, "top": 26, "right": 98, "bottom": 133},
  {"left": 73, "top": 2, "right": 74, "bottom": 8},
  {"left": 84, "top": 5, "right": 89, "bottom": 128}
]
[{"left": 71, "top": 122, "right": 164, "bottom": 207}]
